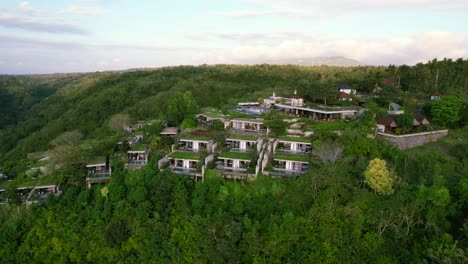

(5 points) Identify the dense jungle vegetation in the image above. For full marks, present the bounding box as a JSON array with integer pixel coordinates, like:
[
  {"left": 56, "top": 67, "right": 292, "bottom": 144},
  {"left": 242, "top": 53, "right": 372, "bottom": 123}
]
[{"left": 0, "top": 60, "right": 467, "bottom": 263}]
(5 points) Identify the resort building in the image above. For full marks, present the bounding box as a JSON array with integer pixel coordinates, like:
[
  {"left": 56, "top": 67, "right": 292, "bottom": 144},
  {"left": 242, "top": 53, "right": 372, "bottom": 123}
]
[{"left": 86, "top": 156, "right": 111, "bottom": 189}]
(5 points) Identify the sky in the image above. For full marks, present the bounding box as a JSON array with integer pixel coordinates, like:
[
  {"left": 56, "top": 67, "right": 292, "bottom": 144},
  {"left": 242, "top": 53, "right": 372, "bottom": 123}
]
[{"left": 1, "top": 0, "right": 468, "bottom": 74}]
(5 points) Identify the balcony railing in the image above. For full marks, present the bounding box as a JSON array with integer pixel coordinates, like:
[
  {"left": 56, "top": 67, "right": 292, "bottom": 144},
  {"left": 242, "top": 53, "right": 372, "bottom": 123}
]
[
  {"left": 178, "top": 147, "right": 203, "bottom": 152},
  {"left": 222, "top": 167, "right": 248, "bottom": 173},
  {"left": 271, "top": 167, "right": 308, "bottom": 177},
  {"left": 230, "top": 128, "right": 267, "bottom": 134},
  {"left": 277, "top": 148, "right": 309, "bottom": 154},
  {"left": 87, "top": 172, "right": 110, "bottom": 180},
  {"left": 170, "top": 166, "right": 197, "bottom": 175}
]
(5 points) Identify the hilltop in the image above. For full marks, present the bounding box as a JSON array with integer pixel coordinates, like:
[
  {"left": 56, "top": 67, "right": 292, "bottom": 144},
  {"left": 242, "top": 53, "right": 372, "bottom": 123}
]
[
  {"left": 0, "top": 60, "right": 467, "bottom": 263},
  {"left": 263, "top": 56, "right": 363, "bottom": 67}
]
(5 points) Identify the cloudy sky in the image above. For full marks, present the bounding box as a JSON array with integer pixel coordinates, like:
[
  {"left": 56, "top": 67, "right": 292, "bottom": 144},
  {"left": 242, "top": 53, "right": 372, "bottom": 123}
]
[{"left": 1, "top": 0, "right": 468, "bottom": 74}]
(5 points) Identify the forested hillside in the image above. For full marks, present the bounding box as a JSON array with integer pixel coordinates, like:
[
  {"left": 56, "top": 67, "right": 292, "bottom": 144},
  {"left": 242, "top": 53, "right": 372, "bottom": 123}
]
[
  {"left": 2, "top": 59, "right": 468, "bottom": 162},
  {"left": 0, "top": 74, "right": 86, "bottom": 129},
  {"left": 0, "top": 60, "right": 467, "bottom": 263}
]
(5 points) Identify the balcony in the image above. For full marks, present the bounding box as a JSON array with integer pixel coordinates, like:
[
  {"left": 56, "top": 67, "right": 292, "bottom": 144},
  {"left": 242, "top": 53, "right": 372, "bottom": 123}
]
[
  {"left": 270, "top": 167, "right": 307, "bottom": 178},
  {"left": 230, "top": 128, "right": 267, "bottom": 134},
  {"left": 170, "top": 166, "right": 197, "bottom": 175}
]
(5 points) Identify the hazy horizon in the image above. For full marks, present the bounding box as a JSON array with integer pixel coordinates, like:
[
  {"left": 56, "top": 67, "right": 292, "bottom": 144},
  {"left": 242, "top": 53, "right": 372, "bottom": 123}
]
[{"left": 1, "top": 0, "right": 468, "bottom": 74}]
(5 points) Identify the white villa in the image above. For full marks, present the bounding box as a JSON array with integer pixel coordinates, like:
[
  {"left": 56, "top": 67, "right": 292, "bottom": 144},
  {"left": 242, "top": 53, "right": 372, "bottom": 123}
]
[
  {"left": 226, "top": 118, "right": 269, "bottom": 134},
  {"left": 126, "top": 144, "right": 150, "bottom": 170}
]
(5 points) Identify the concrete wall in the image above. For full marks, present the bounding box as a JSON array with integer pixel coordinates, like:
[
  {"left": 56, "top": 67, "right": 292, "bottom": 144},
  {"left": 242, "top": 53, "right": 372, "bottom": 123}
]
[
  {"left": 257, "top": 138, "right": 263, "bottom": 153},
  {"left": 205, "top": 154, "right": 214, "bottom": 166},
  {"left": 158, "top": 155, "right": 170, "bottom": 169},
  {"left": 377, "top": 130, "right": 448, "bottom": 150}
]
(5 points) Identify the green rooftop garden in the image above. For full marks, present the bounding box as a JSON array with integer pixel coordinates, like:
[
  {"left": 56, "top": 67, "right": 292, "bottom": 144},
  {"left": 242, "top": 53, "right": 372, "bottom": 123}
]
[
  {"left": 198, "top": 108, "right": 229, "bottom": 119},
  {"left": 168, "top": 152, "right": 201, "bottom": 160},
  {"left": 218, "top": 151, "right": 253, "bottom": 160},
  {"left": 301, "top": 102, "right": 359, "bottom": 111},
  {"left": 87, "top": 156, "right": 107, "bottom": 165},
  {"left": 278, "top": 136, "right": 311, "bottom": 143},
  {"left": 0, "top": 174, "right": 58, "bottom": 190},
  {"left": 231, "top": 118, "right": 264, "bottom": 123},
  {"left": 227, "top": 110, "right": 256, "bottom": 119},
  {"left": 227, "top": 134, "right": 259, "bottom": 141},
  {"left": 180, "top": 135, "right": 212, "bottom": 141},
  {"left": 274, "top": 153, "right": 310, "bottom": 162},
  {"left": 129, "top": 143, "right": 148, "bottom": 152}
]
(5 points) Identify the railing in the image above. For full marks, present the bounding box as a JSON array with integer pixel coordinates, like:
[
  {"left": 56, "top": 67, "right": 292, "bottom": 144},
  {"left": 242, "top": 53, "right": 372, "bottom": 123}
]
[
  {"left": 86, "top": 172, "right": 111, "bottom": 185},
  {"left": 170, "top": 166, "right": 197, "bottom": 175},
  {"left": 127, "top": 160, "right": 147, "bottom": 165},
  {"left": 222, "top": 167, "right": 248, "bottom": 173},
  {"left": 277, "top": 148, "right": 308, "bottom": 155},
  {"left": 230, "top": 148, "right": 251, "bottom": 152},
  {"left": 271, "top": 168, "right": 307, "bottom": 178},
  {"left": 230, "top": 128, "right": 267, "bottom": 134},
  {"left": 178, "top": 147, "right": 202, "bottom": 152},
  {"left": 87, "top": 172, "right": 110, "bottom": 180}
]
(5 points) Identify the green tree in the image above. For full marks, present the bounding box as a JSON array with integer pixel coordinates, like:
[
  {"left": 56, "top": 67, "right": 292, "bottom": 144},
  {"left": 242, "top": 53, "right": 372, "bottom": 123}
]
[
  {"left": 431, "top": 96, "right": 465, "bottom": 127},
  {"left": 167, "top": 91, "right": 199, "bottom": 125},
  {"left": 109, "top": 113, "right": 131, "bottom": 132},
  {"left": 364, "top": 158, "right": 397, "bottom": 195},
  {"left": 310, "top": 82, "right": 336, "bottom": 105},
  {"left": 396, "top": 112, "right": 413, "bottom": 133}
]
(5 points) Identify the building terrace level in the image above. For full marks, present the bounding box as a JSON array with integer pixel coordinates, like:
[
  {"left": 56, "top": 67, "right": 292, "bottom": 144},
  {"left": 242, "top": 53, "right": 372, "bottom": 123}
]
[{"left": 275, "top": 103, "right": 357, "bottom": 120}]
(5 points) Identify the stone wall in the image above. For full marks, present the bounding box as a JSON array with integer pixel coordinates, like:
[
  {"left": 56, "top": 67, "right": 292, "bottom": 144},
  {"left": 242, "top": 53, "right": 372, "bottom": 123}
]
[{"left": 377, "top": 130, "right": 448, "bottom": 150}]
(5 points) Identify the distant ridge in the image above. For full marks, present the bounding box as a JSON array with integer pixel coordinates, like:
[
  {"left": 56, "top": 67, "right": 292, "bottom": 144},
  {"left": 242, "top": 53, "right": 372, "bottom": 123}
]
[{"left": 261, "top": 56, "right": 364, "bottom": 67}]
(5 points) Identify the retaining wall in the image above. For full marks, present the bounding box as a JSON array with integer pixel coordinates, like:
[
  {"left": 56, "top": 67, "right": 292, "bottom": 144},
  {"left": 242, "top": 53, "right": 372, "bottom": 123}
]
[{"left": 377, "top": 130, "right": 448, "bottom": 150}]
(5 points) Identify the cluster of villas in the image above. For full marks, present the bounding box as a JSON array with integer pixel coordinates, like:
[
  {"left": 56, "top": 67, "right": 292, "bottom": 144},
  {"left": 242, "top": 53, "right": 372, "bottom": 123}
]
[
  {"left": 4, "top": 89, "right": 359, "bottom": 197},
  {"left": 156, "top": 130, "right": 312, "bottom": 182},
  {"left": 3, "top": 84, "right": 436, "bottom": 198}
]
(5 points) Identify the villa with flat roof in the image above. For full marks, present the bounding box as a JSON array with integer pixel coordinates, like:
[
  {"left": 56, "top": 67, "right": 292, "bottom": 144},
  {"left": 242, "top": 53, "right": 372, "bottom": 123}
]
[
  {"left": 277, "top": 136, "right": 312, "bottom": 154},
  {"left": 267, "top": 137, "right": 311, "bottom": 178},
  {"left": 167, "top": 151, "right": 204, "bottom": 181},
  {"left": 274, "top": 103, "right": 357, "bottom": 121},
  {"left": 86, "top": 156, "right": 111, "bottom": 189},
  {"left": 216, "top": 134, "right": 263, "bottom": 180},
  {"left": 126, "top": 144, "right": 150, "bottom": 170},
  {"left": 226, "top": 118, "right": 269, "bottom": 134},
  {"left": 178, "top": 135, "right": 215, "bottom": 152},
  {"left": 226, "top": 134, "right": 263, "bottom": 153},
  {"left": 217, "top": 151, "right": 256, "bottom": 180},
  {"left": 271, "top": 153, "right": 310, "bottom": 178},
  {"left": 196, "top": 110, "right": 229, "bottom": 125}
]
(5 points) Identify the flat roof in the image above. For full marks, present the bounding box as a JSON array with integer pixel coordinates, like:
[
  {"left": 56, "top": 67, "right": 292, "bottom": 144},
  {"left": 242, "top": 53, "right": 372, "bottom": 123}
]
[
  {"left": 278, "top": 136, "right": 311, "bottom": 144},
  {"left": 196, "top": 111, "right": 229, "bottom": 119},
  {"left": 238, "top": 102, "right": 259, "bottom": 106},
  {"left": 218, "top": 151, "right": 253, "bottom": 161},
  {"left": 168, "top": 152, "right": 201, "bottom": 160},
  {"left": 180, "top": 135, "right": 212, "bottom": 141},
  {"left": 231, "top": 118, "right": 264, "bottom": 124},
  {"left": 227, "top": 134, "right": 259, "bottom": 141},
  {"left": 86, "top": 156, "right": 106, "bottom": 167},
  {"left": 128, "top": 143, "right": 148, "bottom": 152},
  {"left": 160, "top": 127, "right": 178, "bottom": 135},
  {"left": 274, "top": 153, "right": 310, "bottom": 162},
  {"left": 276, "top": 103, "right": 357, "bottom": 114}
]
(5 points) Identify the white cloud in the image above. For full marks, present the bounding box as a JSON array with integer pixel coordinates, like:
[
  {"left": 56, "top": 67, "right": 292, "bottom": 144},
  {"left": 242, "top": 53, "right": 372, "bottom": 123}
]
[
  {"left": 231, "top": 0, "right": 468, "bottom": 19},
  {"left": 58, "top": 6, "right": 109, "bottom": 15},
  {"left": 17, "top": 1, "right": 43, "bottom": 15},
  {"left": 219, "top": 7, "right": 320, "bottom": 18},
  {"left": 192, "top": 31, "right": 468, "bottom": 65},
  {"left": 185, "top": 31, "right": 321, "bottom": 45},
  {"left": 0, "top": 13, "right": 89, "bottom": 34},
  {"left": 252, "top": 0, "right": 468, "bottom": 11},
  {"left": 18, "top": 1, "right": 31, "bottom": 11}
]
